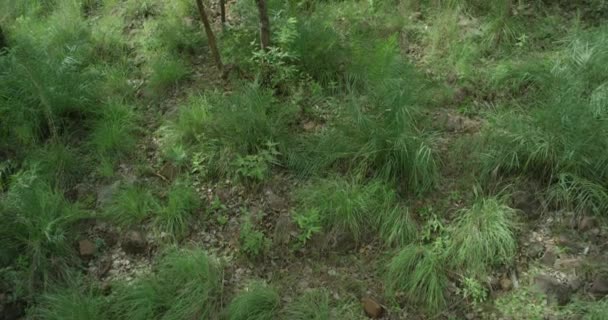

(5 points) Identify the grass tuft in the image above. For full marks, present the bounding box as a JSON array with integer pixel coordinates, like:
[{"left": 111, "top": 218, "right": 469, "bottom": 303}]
[
  {"left": 226, "top": 282, "right": 280, "bottom": 320},
  {"left": 283, "top": 289, "right": 331, "bottom": 320}
]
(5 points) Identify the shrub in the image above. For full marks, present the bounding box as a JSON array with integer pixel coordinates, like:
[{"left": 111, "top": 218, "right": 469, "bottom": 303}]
[
  {"left": 240, "top": 216, "right": 271, "bottom": 259},
  {"left": 386, "top": 243, "right": 448, "bottom": 313},
  {"left": 109, "top": 248, "right": 222, "bottom": 320},
  {"left": 226, "top": 282, "right": 280, "bottom": 320},
  {"left": 447, "top": 197, "right": 517, "bottom": 276},
  {"left": 0, "top": 170, "right": 85, "bottom": 294}
]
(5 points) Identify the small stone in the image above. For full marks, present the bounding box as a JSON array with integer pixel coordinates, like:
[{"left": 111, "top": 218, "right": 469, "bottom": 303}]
[
  {"left": 541, "top": 249, "right": 557, "bottom": 267},
  {"left": 121, "top": 230, "right": 147, "bottom": 255},
  {"left": 589, "top": 276, "right": 608, "bottom": 298},
  {"left": 534, "top": 274, "right": 572, "bottom": 306},
  {"left": 526, "top": 242, "right": 545, "bottom": 259},
  {"left": 361, "top": 297, "right": 384, "bottom": 319},
  {"left": 500, "top": 277, "right": 513, "bottom": 291},
  {"left": 265, "top": 189, "right": 287, "bottom": 212},
  {"left": 78, "top": 239, "right": 96, "bottom": 258},
  {"left": 578, "top": 216, "right": 597, "bottom": 232}
]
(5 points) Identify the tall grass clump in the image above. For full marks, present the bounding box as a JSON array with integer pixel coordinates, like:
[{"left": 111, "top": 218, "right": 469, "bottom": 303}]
[
  {"left": 24, "top": 142, "right": 86, "bottom": 189},
  {"left": 103, "top": 184, "right": 159, "bottom": 227},
  {"left": 158, "top": 85, "right": 297, "bottom": 180},
  {"left": 0, "top": 170, "right": 85, "bottom": 294},
  {"left": 295, "top": 177, "right": 415, "bottom": 246},
  {"left": 155, "top": 179, "right": 200, "bottom": 239},
  {"left": 447, "top": 197, "right": 517, "bottom": 276},
  {"left": 283, "top": 289, "right": 331, "bottom": 320},
  {"left": 293, "top": 37, "right": 438, "bottom": 193},
  {"left": 386, "top": 244, "right": 448, "bottom": 313},
  {"left": 226, "top": 282, "right": 280, "bottom": 320},
  {"left": 109, "top": 248, "right": 222, "bottom": 320},
  {"left": 28, "top": 276, "right": 107, "bottom": 320},
  {"left": 0, "top": 5, "right": 99, "bottom": 153},
  {"left": 89, "top": 102, "right": 138, "bottom": 160},
  {"left": 481, "top": 28, "right": 608, "bottom": 215}
]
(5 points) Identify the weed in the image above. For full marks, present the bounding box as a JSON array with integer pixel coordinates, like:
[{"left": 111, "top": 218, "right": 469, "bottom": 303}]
[
  {"left": 457, "top": 276, "right": 488, "bottom": 306},
  {"left": 240, "top": 216, "right": 271, "bottom": 259},
  {"left": 226, "top": 282, "right": 280, "bottom": 320},
  {"left": 233, "top": 141, "right": 280, "bottom": 184},
  {"left": 89, "top": 103, "right": 137, "bottom": 159},
  {"left": 293, "top": 208, "right": 323, "bottom": 248},
  {"left": 495, "top": 287, "right": 546, "bottom": 320}
]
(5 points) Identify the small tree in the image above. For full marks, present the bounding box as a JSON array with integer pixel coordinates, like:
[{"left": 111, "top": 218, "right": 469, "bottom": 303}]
[
  {"left": 255, "top": 0, "right": 271, "bottom": 51},
  {"left": 195, "top": 0, "right": 223, "bottom": 72}
]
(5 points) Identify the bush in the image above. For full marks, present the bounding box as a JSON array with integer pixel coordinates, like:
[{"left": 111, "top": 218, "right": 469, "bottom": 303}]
[
  {"left": 109, "top": 248, "right": 222, "bottom": 320},
  {"left": 226, "top": 282, "right": 280, "bottom": 320}
]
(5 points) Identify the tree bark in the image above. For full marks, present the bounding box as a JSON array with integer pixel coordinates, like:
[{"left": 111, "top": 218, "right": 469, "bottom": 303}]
[
  {"left": 220, "top": 0, "right": 226, "bottom": 25},
  {"left": 195, "top": 0, "right": 223, "bottom": 72},
  {"left": 255, "top": 0, "right": 271, "bottom": 51}
]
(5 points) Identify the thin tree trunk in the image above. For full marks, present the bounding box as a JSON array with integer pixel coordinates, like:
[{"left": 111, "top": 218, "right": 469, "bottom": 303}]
[
  {"left": 220, "top": 0, "right": 226, "bottom": 25},
  {"left": 255, "top": 0, "right": 270, "bottom": 51},
  {"left": 195, "top": 0, "right": 223, "bottom": 72}
]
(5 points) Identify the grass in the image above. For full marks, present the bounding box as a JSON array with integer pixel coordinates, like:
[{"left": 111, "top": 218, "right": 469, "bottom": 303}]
[
  {"left": 89, "top": 102, "right": 138, "bottom": 159},
  {"left": 294, "top": 177, "right": 415, "bottom": 245},
  {"left": 108, "top": 248, "right": 222, "bottom": 320},
  {"left": 283, "top": 289, "right": 331, "bottom": 320},
  {"left": 226, "top": 282, "right": 280, "bottom": 320},
  {"left": 386, "top": 243, "right": 448, "bottom": 313},
  {"left": 103, "top": 184, "right": 159, "bottom": 226},
  {"left": 0, "top": 170, "right": 85, "bottom": 295},
  {"left": 155, "top": 179, "right": 200, "bottom": 239},
  {"left": 447, "top": 197, "right": 518, "bottom": 277},
  {"left": 29, "top": 276, "right": 107, "bottom": 320}
]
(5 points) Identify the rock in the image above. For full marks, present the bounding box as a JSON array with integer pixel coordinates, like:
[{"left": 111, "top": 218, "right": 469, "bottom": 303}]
[
  {"left": 500, "top": 277, "right": 513, "bottom": 291},
  {"left": 578, "top": 216, "right": 598, "bottom": 232},
  {"left": 445, "top": 114, "right": 478, "bottom": 133},
  {"left": 534, "top": 274, "right": 572, "bottom": 306},
  {"left": 361, "top": 297, "right": 384, "bottom": 319},
  {"left": 540, "top": 249, "right": 557, "bottom": 267},
  {"left": 78, "top": 239, "right": 96, "bottom": 258},
  {"left": 273, "top": 213, "right": 296, "bottom": 246},
  {"left": 96, "top": 181, "right": 121, "bottom": 208},
  {"left": 265, "top": 189, "right": 287, "bottom": 212},
  {"left": 526, "top": 242, "right": 545, "bottom": 259},
  {"left": 511, "top": 191, "right": 540, "bottom": 218},
  {"left": 121, "top": 230, "right": 147, "bottom": 255},
  {"left": 589, "top": 276, "right": 608, "bottom": 298},
  {"left": 159, "top": 162, "right": 179, "bottom": 181}
]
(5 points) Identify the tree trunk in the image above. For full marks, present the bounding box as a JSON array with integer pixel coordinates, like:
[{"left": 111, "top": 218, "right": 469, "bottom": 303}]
[
  {"left": 195, "top": 0, "right": 223, "bottom": 72},
  {"left": 255, "top": 0, "right": 270, "bottom": 51},
  {"left": 220, "top": 0, "right": 226, "bottom": 25}
]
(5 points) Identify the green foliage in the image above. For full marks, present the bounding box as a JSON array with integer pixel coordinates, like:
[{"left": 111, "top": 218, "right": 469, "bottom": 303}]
[
  {"left": 29, "top": 277, "right": 107, "bottom": 320},
  {"left": 283, "top": 289, "right": 331, "bottom": 320},
  {"left": 447, "top": 197, "right": 517, "bottom": 276},
  {"left": 295, "top": 177, "right": 415, "bottom": 245},
  {"left": 495, "top": 287, "right": 546, "bottom": 320},
  {"left": 156, "top": 179, "right": 200, "bottom": 239},
  {"left": 226, "top": 282, "right": 280, "bottom": 320},
  {"left": 233, "top": 141, "right": 280, "bottom": 184},
  {"left": 457, "top": 276, "right": 488, "bottom": 306},
  {"left": 0, "top": 170, "right": 85, "bottom": 294},
  {"left": 293, "top": 208, "right": 323, "bottom": 248},
  {"left": 109, "top": 248, "right": 222, "bottom": 320},
  {"left": 240, "top": 216, "right": 271, "bottom": 258},
  {"left": 25, "top": 142, "right": 86, "bottom": 189},
  {"left": 386, "top": 243, "right": 448, "bottom": 313},
  {"left": 147, "top": 53, "right": 189, "bottom": 93},
  {"left": 89, "top": 103, "right": 138, "bottom": 158},
  {"left": 103, "top": 184, "right": 159, "bottom": 226}
]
